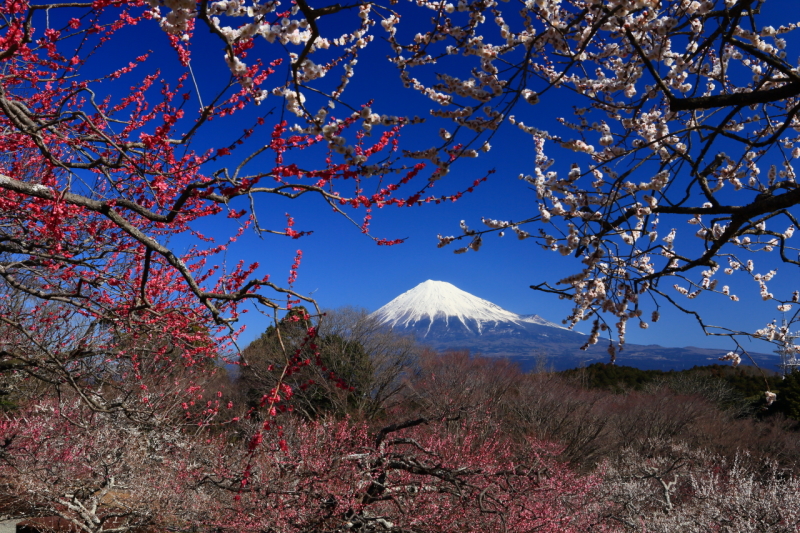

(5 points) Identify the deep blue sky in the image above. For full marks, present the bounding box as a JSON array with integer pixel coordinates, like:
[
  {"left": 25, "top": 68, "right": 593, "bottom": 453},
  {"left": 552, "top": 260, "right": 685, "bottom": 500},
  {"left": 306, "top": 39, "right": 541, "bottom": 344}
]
[{"left": 72, "top": 0, "right": 800, "bottom": 358}]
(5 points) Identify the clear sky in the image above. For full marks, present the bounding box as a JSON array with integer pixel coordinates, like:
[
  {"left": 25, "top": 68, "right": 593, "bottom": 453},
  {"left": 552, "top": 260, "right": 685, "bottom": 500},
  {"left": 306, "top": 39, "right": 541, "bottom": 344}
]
[{"left": 89, "top": 0, "right": 800, "bottom": 358}]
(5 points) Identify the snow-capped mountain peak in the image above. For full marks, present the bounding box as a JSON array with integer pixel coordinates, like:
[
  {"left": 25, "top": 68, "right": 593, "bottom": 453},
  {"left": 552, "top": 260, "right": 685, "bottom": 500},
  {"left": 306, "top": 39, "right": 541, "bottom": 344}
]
[
  {"left": 371, "top": 280, "right": 564, "bottom": 336},
  {"left": 372, "top": 280, "right": 518, "bottom": 334}
]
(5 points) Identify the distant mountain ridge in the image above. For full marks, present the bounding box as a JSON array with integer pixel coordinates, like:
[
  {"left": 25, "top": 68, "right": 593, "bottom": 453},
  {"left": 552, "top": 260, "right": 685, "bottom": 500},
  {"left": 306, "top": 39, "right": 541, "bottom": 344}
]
[{"left": 371, "top": 280, "right": 779, "bottom": 372}]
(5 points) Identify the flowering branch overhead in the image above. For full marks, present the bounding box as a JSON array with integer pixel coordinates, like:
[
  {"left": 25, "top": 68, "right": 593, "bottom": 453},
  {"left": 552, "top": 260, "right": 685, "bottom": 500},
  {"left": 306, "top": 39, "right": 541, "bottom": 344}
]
[
  {"left": 0, "top": 0, "right": 496, "bottom": 424},
  {"left": 420, "top": 0, "right": 800, "bottom": 354}
]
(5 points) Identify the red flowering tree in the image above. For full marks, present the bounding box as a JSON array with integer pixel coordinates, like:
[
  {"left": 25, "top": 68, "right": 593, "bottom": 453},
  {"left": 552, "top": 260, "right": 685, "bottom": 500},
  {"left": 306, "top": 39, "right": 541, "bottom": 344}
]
[
  {"left": 0, "top": 0, "right": 494, "bottom": 420},
  {"left": 158, "top": 413, "right": 605, "bottom": 532},
  {"left": 0, "top": 402, "right": 607, "bottom": 532},
  {"left": 0, "top": 4, "right": 516, "bottom": 527}
]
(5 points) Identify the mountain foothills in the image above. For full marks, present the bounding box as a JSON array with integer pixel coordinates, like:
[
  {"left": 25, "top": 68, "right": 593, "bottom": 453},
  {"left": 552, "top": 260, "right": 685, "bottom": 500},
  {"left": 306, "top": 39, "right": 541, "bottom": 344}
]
[{"left": 371, "top": 280, "right": 778, "bottom": 371}]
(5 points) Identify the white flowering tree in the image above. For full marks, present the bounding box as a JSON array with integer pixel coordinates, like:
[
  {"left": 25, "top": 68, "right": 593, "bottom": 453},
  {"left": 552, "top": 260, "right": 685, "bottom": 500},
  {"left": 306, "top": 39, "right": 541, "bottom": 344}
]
[
  {"left": 392, "top": 0, "right": 800, "bottom": 361},
  {"left": 600, "top": 442, "right": 800, "bottom": 532}
]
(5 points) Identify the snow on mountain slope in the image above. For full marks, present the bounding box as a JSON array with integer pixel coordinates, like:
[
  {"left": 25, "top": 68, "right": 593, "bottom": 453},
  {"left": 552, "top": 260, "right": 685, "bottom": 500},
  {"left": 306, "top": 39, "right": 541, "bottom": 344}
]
[
  {"left": 371, "top": 280, "right": 567, "bottom": 336},
  {"left": 518, "top": 314, "right": 566, "bottom": 329}
]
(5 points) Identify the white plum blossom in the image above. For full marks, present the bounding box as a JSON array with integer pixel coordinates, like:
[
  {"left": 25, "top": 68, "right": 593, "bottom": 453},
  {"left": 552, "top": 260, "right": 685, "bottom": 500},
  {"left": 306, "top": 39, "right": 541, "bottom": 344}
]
[
  {"left": 521, "top": 89, "right": 539, "bottom": 104},
  {"left": 765, "top": 391, "right": 777, "bottom": 405},
  {"left": 719, "top": 352, "right": 741, "bottom": 367}
]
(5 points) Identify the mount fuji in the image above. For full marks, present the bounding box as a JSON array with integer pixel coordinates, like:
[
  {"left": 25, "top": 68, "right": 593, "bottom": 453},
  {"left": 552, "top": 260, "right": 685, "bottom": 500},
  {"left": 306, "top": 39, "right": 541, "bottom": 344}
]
[
  {"left": 371, "top": 280, "right": 779, "bottom": 371},
  {"left": 372, "top": 279, "right": 575, "bottom": 338}
]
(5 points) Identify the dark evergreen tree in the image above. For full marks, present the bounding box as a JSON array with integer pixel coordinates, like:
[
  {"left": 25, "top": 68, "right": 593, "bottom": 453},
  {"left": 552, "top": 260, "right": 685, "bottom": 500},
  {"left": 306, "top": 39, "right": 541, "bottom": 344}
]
[
  {"left": 774, "top": 371, "right": 800, "bottom": 422},
  {"left": 237, "top": 307, "right": 382, "bottom": 419}
]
